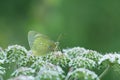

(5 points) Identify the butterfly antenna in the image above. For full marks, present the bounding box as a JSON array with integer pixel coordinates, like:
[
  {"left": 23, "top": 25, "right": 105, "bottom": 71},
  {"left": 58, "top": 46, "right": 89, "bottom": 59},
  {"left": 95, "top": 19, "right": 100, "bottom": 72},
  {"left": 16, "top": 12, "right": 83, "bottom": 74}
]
[
  {"left": 57, "top": 34, "right": 62, "bottom": 42},
  {"left": 54, "top": 34, "right": 63, "bottom": 51}
]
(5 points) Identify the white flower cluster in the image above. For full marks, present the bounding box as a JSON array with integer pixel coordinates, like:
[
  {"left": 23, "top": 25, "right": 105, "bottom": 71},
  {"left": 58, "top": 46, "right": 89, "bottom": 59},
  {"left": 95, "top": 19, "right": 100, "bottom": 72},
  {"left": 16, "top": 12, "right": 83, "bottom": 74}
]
[
  {"left": 0, "top": 48, "right": 6, "bottom": 64},
  {"left": 80, "top": 50, "right": 103, "bottom": 62},
  {"left": 39, "top": 63, "right": 64, "bottom": 74},
  {"left": 20, "top": 55, "right": 42, "bottom": 67},
  {"left": 8, "top": 75, "right": 35, "bottom": 80},
  {"left": 6, "top": 45, "right": 28, "bottom": 54},
  {"left": 65, "top": 68, "right": 100, "bottom": 80},
  {"left": 63, "top": 47, "right": 86, "bottom": 58},
  {"left": 4, "top": 45, "right": 120, "bottom": 80},
  {"left": 45, "top": 51, "right": 70, "bottom": 68},
  {"left": 11, "top": 67, "right": 35, "bottom": 77},
  {"left": 35, "top": 64, "right": 65, "bottom": 80},
  {"left": 5, "top": 45, "right": 28, "bottom": 63},
  {"left": 98, "top": 53, "right": 120, "bottom": 65},
  {"left": 69, "top": 56, "right": 96, "bottom": 69},
  {"left": 31, "top": 57, "right": 47, "bottom": 71},
  {"left": 36, "top": 70, "right": 61, "bottom": 80},
  {"left": 63, "top": 47, "right": 103, "bottom": 63}
]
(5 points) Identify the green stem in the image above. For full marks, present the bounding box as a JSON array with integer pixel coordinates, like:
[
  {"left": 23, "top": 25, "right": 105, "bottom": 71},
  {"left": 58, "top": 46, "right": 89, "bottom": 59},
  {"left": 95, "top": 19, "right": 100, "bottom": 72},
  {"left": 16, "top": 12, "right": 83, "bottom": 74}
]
[{"left": 99, "top": 65, "right": 110, "bottom": 79}]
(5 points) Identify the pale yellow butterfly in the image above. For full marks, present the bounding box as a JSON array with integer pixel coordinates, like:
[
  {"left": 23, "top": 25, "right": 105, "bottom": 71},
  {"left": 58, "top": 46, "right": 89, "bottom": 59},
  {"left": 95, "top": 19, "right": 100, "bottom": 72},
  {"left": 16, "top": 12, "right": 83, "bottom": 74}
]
[{"left": 28, "top": 31, "right": 59, "bottom": 56}]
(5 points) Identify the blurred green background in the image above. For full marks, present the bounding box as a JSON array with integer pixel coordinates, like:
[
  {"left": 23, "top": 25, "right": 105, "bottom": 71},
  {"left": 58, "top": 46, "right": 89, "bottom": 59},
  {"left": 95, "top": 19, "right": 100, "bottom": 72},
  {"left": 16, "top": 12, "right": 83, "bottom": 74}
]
[{"left": 1, "top": 0, "right": 120, "bottom": 53}]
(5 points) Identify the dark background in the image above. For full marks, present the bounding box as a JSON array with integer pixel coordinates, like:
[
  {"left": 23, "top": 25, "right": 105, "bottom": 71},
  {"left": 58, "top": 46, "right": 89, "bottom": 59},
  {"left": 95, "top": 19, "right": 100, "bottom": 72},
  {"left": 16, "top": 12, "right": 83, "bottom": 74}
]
[{"left": 1, "top": 0, "right": 120, "bottom": 54}]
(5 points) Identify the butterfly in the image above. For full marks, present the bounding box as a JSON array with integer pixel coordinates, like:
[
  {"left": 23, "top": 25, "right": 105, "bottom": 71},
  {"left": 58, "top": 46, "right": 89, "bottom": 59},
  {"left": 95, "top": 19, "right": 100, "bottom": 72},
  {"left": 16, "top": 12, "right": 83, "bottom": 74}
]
[{"left": 28, "top": 31, "right": 59, "bottom": 56}]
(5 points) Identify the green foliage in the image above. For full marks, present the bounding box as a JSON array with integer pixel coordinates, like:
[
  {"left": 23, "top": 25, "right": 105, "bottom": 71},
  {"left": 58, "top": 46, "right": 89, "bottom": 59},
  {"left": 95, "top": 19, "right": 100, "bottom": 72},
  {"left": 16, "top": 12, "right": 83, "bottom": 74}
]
[{"left": 1, "top": 0, "right": 120, "bottom": 54}]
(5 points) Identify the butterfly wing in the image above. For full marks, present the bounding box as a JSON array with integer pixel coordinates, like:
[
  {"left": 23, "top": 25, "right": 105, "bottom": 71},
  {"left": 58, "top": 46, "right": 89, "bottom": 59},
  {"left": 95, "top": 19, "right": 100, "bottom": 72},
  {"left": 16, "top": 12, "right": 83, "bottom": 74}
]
[{"left": 28, "top": 31, "right": 56, "bottom": 56}]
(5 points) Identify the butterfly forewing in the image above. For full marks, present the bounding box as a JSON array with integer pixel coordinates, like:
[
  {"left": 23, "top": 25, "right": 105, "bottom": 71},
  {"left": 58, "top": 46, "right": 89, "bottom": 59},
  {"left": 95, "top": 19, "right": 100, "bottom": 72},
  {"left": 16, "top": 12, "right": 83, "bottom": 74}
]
[{"left": 28, "top": 31, "right": 56, "bottom": 56}]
